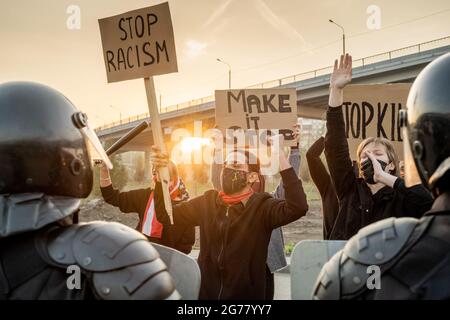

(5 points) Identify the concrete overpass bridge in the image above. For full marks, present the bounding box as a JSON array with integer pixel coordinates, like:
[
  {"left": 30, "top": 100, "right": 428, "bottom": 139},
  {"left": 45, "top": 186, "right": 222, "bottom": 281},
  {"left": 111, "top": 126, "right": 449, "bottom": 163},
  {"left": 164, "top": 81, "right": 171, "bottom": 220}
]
[{"left": 95, "top": 36, "right": 450, "bottom": 153}]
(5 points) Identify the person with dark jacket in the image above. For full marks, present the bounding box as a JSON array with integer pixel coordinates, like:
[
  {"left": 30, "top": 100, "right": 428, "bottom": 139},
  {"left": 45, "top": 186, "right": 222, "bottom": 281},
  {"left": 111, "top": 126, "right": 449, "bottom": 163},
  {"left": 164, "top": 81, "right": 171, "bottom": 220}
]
[
  {"left": 100, "top": 160, "right": 195, "bottom": 255},
  {"left": 306, "top": 137, "right": 359, "bottom": 239},
  {"left": 210, "top": 126, "right": 301, "bottom": 299},
  {"left": 306, "top": 137, "right": 339, "bottom": 239},
  {"left": 151, "top": 135, "right": 309, "bottom": 300},
  {"left": 324, "top": 53, "right": 433, "bottom": 240}
]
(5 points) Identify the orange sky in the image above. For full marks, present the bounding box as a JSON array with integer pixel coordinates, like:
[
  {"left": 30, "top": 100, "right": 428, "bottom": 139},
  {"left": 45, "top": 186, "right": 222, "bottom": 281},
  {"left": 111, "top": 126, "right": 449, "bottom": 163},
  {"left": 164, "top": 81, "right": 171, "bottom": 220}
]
[{"left": 1, "top": 0, "right": 449, "bottom": 127}]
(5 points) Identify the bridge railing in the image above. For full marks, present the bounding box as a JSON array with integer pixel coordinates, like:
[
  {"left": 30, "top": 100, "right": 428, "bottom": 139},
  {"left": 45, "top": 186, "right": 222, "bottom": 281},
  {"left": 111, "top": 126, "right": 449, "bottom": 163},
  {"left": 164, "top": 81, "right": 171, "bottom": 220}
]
[{"left": 95, "top": 36, "right": 450, "bottom": 132}]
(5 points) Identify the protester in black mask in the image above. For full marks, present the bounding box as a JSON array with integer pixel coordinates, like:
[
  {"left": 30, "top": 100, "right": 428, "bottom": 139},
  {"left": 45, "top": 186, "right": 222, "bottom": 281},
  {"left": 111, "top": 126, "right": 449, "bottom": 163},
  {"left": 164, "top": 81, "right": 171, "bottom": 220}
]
[
  {"left": 357, "top": 137, "right": 397, "bottom": 185},
  {"left": 210, "top": 125, "right": 301, "bottom": 300},
  {"left": 149, "top": 135, "right": 309, "bottom": 300},
  {"left": 324, "top": 53, "right": 433, "bottom": 240}
]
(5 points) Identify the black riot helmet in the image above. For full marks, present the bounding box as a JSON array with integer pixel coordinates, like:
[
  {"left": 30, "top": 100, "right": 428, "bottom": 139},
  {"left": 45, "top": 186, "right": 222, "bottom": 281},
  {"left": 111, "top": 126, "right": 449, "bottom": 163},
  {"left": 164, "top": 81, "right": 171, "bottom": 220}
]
[
  {"left": 0, "top": 82, "right": 112, "bottom": 198},
  {"left": 400, "top": 53, "right": 450, "bottom": 194}
]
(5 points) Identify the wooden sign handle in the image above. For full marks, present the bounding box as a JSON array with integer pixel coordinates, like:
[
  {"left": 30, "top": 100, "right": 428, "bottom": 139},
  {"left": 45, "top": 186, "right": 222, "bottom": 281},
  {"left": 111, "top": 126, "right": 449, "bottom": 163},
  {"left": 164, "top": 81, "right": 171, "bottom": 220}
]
[{"left": 144, "top": 77, "right": 174, "bottom": 224}]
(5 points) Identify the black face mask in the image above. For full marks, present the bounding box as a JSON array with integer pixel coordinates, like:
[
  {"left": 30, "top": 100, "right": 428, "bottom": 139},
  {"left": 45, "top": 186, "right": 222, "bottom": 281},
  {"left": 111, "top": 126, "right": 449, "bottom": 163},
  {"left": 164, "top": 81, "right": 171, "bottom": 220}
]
[
  {"left": 221, "top": 167, "right": 249, "bottom": 195},
  {"left": 360, "top": 159, "right": 388, "bottom": 184}
]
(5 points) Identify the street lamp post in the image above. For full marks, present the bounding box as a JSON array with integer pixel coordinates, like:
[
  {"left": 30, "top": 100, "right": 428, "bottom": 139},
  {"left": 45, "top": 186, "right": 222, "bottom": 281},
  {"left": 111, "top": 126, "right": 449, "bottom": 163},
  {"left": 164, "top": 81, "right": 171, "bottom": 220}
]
[
  {"left": 329, "top": 19, "right": 346, "bottom": 55},
  {"left": 216, "top": 58, "right": 231, "bottom": 89},
  {"left": 109, "top": 105, "right": 122, "bottom": 122}
]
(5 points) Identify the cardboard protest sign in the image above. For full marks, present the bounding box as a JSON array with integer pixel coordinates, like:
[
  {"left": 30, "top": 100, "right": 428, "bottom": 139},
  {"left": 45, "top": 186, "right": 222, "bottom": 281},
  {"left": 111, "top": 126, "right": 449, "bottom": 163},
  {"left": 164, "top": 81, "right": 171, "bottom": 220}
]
[
  {"left": 342, "top": 84, "right": 412, "bottom": 160},
  {"left": 98, "top": 2, "right": 177, "bottom": 83},
  {"left": 215, "top": 89, "right": 298, "bottom": 146},
  {"left": 98, "top": 2, "right": 177, "bottom": 223}
]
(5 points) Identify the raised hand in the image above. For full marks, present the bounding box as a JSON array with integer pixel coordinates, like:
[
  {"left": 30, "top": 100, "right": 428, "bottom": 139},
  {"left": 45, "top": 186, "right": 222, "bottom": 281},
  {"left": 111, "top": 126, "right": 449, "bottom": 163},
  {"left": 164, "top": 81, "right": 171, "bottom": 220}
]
[
  {"left": 97, "top": 160, "right": 112, "bottom": 187},
  {"left": 330, "top": 53, "right": 352, "bottom": 89},
  {"left": 366, "top": 151, "right": 398, "bottom": 188},
  {"left": 268, "top": 133, "right": 285, "bottom": 150},
  {"left": 268, "top": 134, "right": 291, "bottom": 172},
  {"left": 150, "top": 145, "right": 169, "bottom": 169},
  {"left": 329, "top": 53, "right": 352, "bottom": 107}
]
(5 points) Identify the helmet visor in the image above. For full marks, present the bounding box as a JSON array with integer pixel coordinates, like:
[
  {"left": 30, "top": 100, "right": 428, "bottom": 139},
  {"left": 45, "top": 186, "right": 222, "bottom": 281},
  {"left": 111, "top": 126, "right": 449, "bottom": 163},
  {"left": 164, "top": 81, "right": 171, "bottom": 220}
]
[
  {"left": 402, "top": 126, "right": 422, "bottom": 188},
  {"left": 81, "top": 123, "right": 113, "bottom": 170}
]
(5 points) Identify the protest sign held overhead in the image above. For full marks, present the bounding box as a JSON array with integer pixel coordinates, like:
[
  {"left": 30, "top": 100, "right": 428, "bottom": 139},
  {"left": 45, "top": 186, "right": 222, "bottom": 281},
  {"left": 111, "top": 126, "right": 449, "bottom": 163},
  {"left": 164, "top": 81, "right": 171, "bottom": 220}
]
[
  {"left": 342, "top": 84, "right": 412, "bottom": 160},
  {"left": 98, "top": 2, "right": 177, "bottom": 83},
  {"left": 215, "top": 89, "right": 298, "bottom": 147},
  {"left": 98, "top": 2, "right": 178, "bottom": 223}
]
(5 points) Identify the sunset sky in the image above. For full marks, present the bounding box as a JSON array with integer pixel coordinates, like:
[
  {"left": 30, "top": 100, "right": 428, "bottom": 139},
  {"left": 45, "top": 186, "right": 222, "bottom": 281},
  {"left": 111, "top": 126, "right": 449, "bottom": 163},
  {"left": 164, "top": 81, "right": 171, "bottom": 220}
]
[{"left": 1, "top": 0, "right": 449, "bottom": 127}]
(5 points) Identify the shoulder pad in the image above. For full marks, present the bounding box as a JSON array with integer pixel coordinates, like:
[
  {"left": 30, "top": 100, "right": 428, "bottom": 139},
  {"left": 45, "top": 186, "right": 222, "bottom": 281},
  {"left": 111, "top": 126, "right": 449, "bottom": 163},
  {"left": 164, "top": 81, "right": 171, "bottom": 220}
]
[
  {"left": 313, "top": 217, "right": 421, "bottom": 299},
  {"left": 48, "top": 222, "right": 160, "bottom": 270},
  {"left": 344, "top": 217, "right": 419, "bottom": 265},
  {"left": 313, "top": 249, "right": 383, "bottom": 299},
  {"left": 312, "top": 250, "right": 343, "bottom": 300},
  {"left": 47, "top": 222, "right": 179, "bottom": 300}
]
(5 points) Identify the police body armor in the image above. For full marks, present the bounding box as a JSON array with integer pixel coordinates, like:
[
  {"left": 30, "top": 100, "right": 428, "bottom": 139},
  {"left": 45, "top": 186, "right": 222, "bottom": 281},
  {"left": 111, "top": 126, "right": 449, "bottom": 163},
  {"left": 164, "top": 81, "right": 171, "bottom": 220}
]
[
  {"left": 0, "top": 194, "right": 179, "bottom": 300},
  {"left": 312, "top": 202, "right": 450, "bottom": 299},
  {"left": 0, "top": 82, "right": 179, "bottom": 300}
]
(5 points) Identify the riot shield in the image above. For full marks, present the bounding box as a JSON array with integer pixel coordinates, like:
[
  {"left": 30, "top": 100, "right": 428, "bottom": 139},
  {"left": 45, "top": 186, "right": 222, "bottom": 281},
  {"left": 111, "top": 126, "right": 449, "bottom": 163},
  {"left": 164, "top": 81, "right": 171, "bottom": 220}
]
[
  {"left": 151, "top": 243, "right": 201, "bottom": 300},
  {"left": 291, "top": 240, "right": 346, "bottom": 300}
]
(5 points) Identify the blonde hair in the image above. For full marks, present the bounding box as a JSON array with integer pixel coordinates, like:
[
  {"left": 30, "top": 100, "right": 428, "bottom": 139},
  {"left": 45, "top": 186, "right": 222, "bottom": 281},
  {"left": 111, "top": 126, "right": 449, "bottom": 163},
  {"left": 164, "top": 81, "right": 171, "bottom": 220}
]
[{"left": 356, "top": 137, "right": 398, "bottom": 176}]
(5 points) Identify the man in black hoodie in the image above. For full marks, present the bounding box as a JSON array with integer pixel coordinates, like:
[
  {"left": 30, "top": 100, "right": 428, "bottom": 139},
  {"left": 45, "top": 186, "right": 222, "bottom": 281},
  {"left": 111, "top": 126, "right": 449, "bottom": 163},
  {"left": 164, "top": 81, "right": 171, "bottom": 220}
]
[{"left": 151, "top": 136, "right": 309, "bottom": 300}]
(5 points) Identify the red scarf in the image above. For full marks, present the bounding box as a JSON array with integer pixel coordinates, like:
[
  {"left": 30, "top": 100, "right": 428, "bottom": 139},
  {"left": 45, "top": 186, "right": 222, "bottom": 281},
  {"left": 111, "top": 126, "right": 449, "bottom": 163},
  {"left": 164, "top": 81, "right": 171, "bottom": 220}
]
[{"left": 219, "top": 190, "right": 254, "bottom": 205}]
